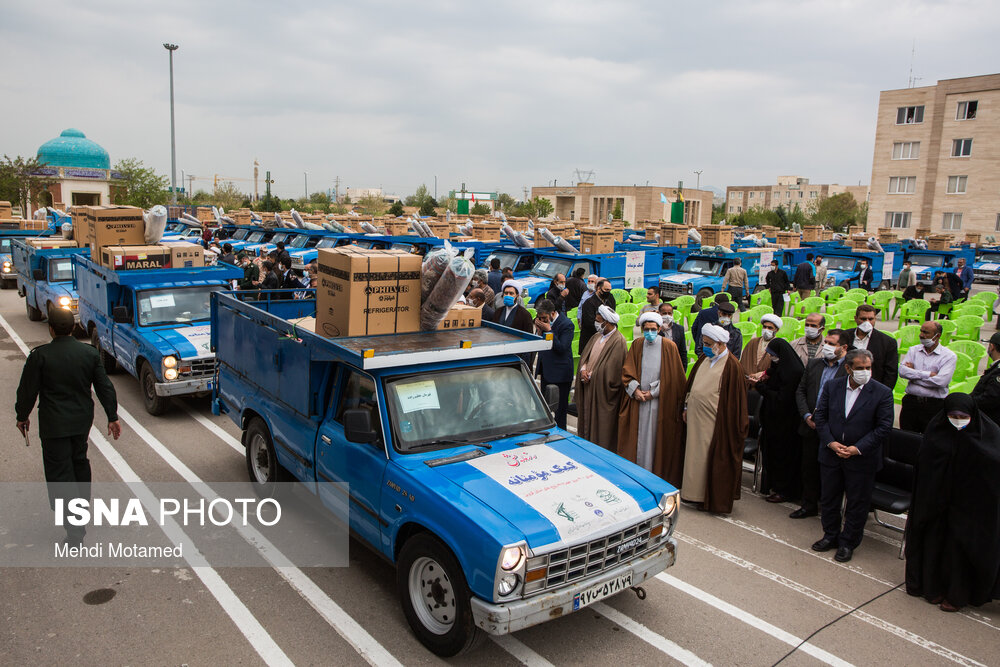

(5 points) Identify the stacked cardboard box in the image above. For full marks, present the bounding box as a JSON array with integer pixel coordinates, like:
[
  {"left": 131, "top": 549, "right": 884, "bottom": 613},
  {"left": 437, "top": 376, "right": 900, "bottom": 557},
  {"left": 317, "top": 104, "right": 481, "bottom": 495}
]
[
  {"left": 507, "top": 217, "right": 530, "bottom": 233},
  {"left": 848, "top": 225, "right": 865, "bottom": 236},
  {"left": 658, "top": 223, "right": 685, "bottom": 246},
  {"left": 28, "top": 238, "right": 77, "bottom": 249},
  {"left": 533, "top": 223, "right": 573, "bottom": 248},
  {"left": 849, "top": 235, "right": 870, "bottom": 251},
  {"left": 161, "top": 241, "right": 205, "bottom": 268},
  {"left": 761, "top": 225, "right": 779, "bottom": 238},
  {"left": 776, "top": 231, "right": 800, "bottom": 248},
  {"left": 426, "top": 222, "right": 451, "bottom": 239},
  {"left": 965, "top": 232, "right": 982, "bottom": 244},
  {"left": 0, "top": 201, "right": 12, "bottom": 218},
  {"left": 915, "top": 227, "right": 932, "bottom": 240},
  {"left": 315, "top": 246, "right": 421, "bottom": 337},
  {"left": 802, "top": 226, "right": 823, "bottom": 242},
  {"left": 167, "top": 206, "right": 183, "bottom": 220},
  {"left": 384, "top": 220, "right": 409, "bottom": 236},
  {"left": 926, "top": 235, "right": 954, "bottom": 251},
  {"left": 101, "top": 245, "right": 172, "bottom": 271},
  {"left": 472, "top": 222, "right": 501, "bottom": 242},
  {"left": 877, "top": 228, "right": 899, "bottom": 244},
  {"left": 702, "top": 225, "right": 735, "bottom": 247},
  {"left": 84, "top": 206, "right": 145, "bottom": 255},
  {"left": 579, "top": 228, "right": 614, "bottom": 254},
  {"left": 436, "top": 304, "right": 483, "bottom": 330},
  {"left": 196, "top": 207, "right": 215, "bottom": 223}
]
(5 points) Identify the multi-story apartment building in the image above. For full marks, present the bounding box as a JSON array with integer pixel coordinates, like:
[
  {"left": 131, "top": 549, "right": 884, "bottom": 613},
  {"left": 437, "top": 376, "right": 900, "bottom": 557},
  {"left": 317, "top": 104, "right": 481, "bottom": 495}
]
[
  {"left": 725, "top": 176, "right": 868, "bottom": 216},
  {"left": 531, "top": 183, "right": 713, "bottom": 227},
  {"left": 867, "top": 73, "right": 1000, "bottom": 236}
]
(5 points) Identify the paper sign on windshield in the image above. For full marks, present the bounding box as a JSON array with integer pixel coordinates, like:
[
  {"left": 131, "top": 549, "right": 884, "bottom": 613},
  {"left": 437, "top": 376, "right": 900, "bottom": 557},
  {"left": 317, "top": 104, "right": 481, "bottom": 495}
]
[
  {"left": 149, "top": 294, "right": 175, "bottom": 308},
  {"left": 882, "top": 252, "right": 894, "bottom": 280},
  {"left": 470, "top": 444, "right": 644, "bottom": 544},
  {"left": 397, "top": 380, "right": 441, "bottom": 413}
]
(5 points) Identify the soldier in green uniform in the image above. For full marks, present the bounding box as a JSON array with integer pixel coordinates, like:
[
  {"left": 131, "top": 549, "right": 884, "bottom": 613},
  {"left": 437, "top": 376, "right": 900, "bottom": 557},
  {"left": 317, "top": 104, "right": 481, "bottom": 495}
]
[
  {"left": 238, "top": 251, "right": 259, "bottom": 290},
  {"left": 15, "top": 307, "right": 121, "bottom": 544},
  {"left": 971, "top": 331, "right": 1000, "bottom": 427}
]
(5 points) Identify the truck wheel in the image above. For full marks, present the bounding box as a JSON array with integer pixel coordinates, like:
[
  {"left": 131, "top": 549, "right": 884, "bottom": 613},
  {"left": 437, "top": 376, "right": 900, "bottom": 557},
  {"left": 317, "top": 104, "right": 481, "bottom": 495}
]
[
  {"left": 140, "top": 362, "right": 170, "bottom": 416},
  {"left": 839, "top": 280, "right": 851, "bottom": 289},
  {"left": 397, "top": 533, "right": 482, "bottom": 657},
  {"left": 691, "top": 288, "right": 713, "bottom": 312},
  {"left": 878, "top": 279, "right": 890, "bottom": 291},
  {"left": 244, "top": 417, "right": 289, "bottom": 496},
  {"left": 25, "top": 299, "right": 43, "bottom": 322},
  {"left": 91, "top": 330, "right": 117, "bottom": 374}
]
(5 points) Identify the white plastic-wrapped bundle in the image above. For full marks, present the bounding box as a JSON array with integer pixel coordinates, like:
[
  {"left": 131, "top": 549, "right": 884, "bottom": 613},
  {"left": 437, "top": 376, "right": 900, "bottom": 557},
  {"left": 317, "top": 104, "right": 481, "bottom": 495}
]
[
  {"left": 360, "top": 221, "right": 378, "bottom": 234},
  {"left": 143, "top": 205, "right": 168, "bottom": 243},
  {"left": 290, "top": 209, "right": 305, "bottom": 228},
  {"left": 301, "top": 221, "right": 323, "bottom": 230},
  {"left": 553, "top": 236, "right": 576, "bottom": 253},
  {"left": 688, "top": 228, "right": 702, "bottom": 244},
  {"left": 867, "top": 237, "right": 885, "bottom": 254},
  {"left": 212, "top": 206, "right": 222, "bottom": 224},
  {"left": 501, "top": 223, "right": 518, "bottom": 242},
  {"left": 182, "top": 213, "right": 201, "bottom": 225},
  {"left": 61, "top": 223, "right": 73, "bottom": 240},
  {"left": 420, "top": 254, "right": 474, "bottom": 331},
  {"left": 420, "top": 246, "right": 454, "bottom": 301},
  {"left": 33, "top": 208, "right": 47, "bottom": 220},
  {"left": 251, "top": 212, "right": 262, "bottom": 222},
  {"left": 792, "top": 223, "right": 802, "bottom": 233}
]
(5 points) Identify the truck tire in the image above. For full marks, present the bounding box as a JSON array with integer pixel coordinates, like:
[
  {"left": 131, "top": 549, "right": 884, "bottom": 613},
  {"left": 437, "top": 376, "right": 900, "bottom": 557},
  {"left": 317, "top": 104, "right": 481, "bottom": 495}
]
[
  {"left": 691, "top": 288, "right": 713, "bottom": 312},
  {"left": 839, "top": 280, "right": 851, "bottom": 290},
  {"left": 244, "top": 417, "right": 289, "bottom": 496},
  {"left": 878, "top": 279, "right": 891, "bottom": 291},
  {"left": 25, "top": 299, "right": 43, "bottom": 322},
  {"left": 140, "top": 361, "right": 170, "bottom": 416},
  {"left": 397, "top": 532, "right": 482, "bottom": 657},
  {"left": 91, "top": 330, "right": 117, "bottom": 374}
]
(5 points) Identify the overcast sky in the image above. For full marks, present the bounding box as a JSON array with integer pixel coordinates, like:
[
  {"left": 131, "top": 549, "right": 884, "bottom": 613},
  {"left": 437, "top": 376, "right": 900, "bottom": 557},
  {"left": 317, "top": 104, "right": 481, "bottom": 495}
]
[{"left": 1, "top": 0, "right": 996, "bottom": 200}]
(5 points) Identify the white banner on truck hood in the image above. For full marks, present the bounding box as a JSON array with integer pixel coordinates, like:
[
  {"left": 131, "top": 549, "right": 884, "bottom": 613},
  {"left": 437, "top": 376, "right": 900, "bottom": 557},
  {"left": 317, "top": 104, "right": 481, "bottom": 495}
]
[{"left": 469, "top": 444, "right": 644, "bottom": 543}]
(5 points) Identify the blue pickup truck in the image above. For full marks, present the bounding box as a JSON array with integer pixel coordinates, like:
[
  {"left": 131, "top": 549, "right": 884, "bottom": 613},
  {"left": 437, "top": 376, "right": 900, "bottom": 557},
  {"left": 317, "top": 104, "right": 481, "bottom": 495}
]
[
  {"left": 658, "top": 251, "right": 767, "bottom": 305},
  {"left": 75, "top": 256, "right": 243, "bottom": 415},
  {"left": 2, "top": 229, "right": 57, "bottom": 288},
  {"left": 12, "top": 239, "right": 89, "bottom": 323},
  {"left": 903, "top": 247, "right": 975, "bottom": 285},
  {"left": 517, "top": 248, "right": 669, "bottom": 304},
  {"left": 211, "top": 293, "right": 679, "bottom": 656},
  {"left": 973, "top": 247, "right": 1000, "bottom": 283}
]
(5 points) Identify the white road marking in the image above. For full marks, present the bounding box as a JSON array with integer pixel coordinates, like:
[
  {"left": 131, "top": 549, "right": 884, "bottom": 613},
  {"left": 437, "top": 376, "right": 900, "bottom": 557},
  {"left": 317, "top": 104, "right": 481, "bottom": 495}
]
[
  {"left": 0, "top": 313, "right": 293, "bottom": 667},
  {"left": 655, "top": 573, "right": 853, "bottom": 667},
  {"left": 180, "top": 403, "right": 243, "bottom": 452},
  {"left": 592, "top": 602, "right": 710, "bottom": 667},
  {"left": 489, "top": 635, "right": 556, "bottom": 667},
  {"left": 675, "top": 532, "right": 986, "bottom": 667}
]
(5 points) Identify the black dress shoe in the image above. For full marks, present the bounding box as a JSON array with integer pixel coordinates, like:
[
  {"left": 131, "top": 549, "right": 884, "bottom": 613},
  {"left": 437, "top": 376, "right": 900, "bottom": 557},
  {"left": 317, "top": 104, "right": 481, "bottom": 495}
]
[
  {"left": 764, "top": 493, "right": 787, "bottom": 504},
  {"left": 834, "top": 545, "right": 854, "bottom": 562},
  {"left": 789, "top": 506, "right": 818, "bottom": 519},
  {"left": 811, "top": 537, "right": 837, "bottom": 552}
]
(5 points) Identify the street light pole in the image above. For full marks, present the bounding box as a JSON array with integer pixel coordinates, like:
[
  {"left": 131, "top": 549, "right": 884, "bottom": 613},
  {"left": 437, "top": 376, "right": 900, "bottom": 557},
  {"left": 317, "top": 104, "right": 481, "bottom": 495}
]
[
  {"left": 164, "top": 43, "right": 179, "bottom": 205},
  {"left": 304, "top": 172, "right": 308, "bottom": 199},
  {"left": 693, "top": 170, "right": 703, "bottom": 190}
]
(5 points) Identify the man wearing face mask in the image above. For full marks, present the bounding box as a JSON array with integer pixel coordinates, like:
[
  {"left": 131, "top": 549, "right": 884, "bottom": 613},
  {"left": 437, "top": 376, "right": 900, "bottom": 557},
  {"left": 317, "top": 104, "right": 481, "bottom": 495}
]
[
  {"left": 812, "top": 349, "right": 894, "bottom": 563},
  {"left": 493, "top": 280, "right": 535, "bottom": 367},
  {"left": 658, "top": 302, "right": 688, "bottom": 371},
  {"left": 741, "top": 314, "right": 780, "bottom": 385},
  {"left": 578, "top": 278, "right": 616, "bottom": 356},
  {"left": 680, "top": 324, "right": 748, "bottom": 514},
  {"left": 814, "top": 255, "right": 827, "bottom": 292},
  {"left": 715, "top": 301, "right": 743, "bottom": 358},
  {"left": 691, "top": 292, "right": 730, "bottom": 346},
  {"left": 970, "top": 331, "right": 1000, "bottom": 427},
  {"left": 793, "top": 329, "right": 849, "bottom": 519},
  {"left": 576, "top": 274, "right": 599, "bottom": 327},
  {"left": 791, "top": 313, "right": 826, "bottom": 366},
  {"left": 575, "top": 305, "right": 627, "bottom": 450},
  {"left": 857, "top": 260, "right": 874, "bottom": 291},
  {"left": 764, "top": 259, "right": 791, "bottom": 317},
  {"left": 566, "top": 267, "right": 587, "bottom": 311},
  {"left": 897, "top": 260, "right": 917, "bottom": 290},
  {"left": 898, "top": 321, "right": 957, "bottom": 433},
  {"left": 468, "top": 269, "right": 495, "bottom": 310},
  {"left": 618, "top": 312, "right": 687, "bottom": 480},
  {"left": 533, "top": 299, "right": 574, "bottom": 429},
  {"left": 843, "top": 304, "right": 898, "bottom": 391},
  {"left": 543, "top": 272, "right": 569, "bottom": 313}
]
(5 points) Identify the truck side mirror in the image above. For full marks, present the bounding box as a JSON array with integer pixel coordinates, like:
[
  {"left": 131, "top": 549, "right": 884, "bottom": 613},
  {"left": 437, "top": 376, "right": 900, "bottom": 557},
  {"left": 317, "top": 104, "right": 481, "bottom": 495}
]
[
  {"left": 112, "top": 306, "right": 131, "bottom": 324},
  {"left": 543, "top": 384, "right": 560, "bottom": 413},
  {"left": 343, "top": 409, "right": 378, "bottom": 444},
  {"left": 32, "top": 269, "right": 44, "bottom": 281}
]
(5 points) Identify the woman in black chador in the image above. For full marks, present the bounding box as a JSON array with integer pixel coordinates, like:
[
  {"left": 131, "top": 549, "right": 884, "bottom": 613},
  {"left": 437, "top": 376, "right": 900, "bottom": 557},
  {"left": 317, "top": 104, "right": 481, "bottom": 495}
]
[{"left": 905, "top": 393, "right": 1000, "bottom": 612}]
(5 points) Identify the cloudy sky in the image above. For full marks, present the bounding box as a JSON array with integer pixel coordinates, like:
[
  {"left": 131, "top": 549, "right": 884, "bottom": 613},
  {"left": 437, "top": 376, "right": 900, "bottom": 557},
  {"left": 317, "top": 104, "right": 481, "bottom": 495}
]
[{"left": 1, "top": 1, "right": 995, "bottom": 200}]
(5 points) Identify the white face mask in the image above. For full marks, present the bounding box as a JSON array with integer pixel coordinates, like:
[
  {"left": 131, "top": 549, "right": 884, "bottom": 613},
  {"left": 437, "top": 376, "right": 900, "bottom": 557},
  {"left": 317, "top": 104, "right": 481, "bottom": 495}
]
[
  {"left": 662, "top": 315, "right": 673, "bottom": 326},
  {"left": 948, "top": 417, "right": 971, "bottom": 430},
  {"left": 587, "top": 283, "right": 596, "bottom": 292},
  {"left": 821, "top": 344, "right": 837, "bottom": 360},
  {"left": 920, "top": 336, "right": 938, "bottom": 348},
  {"left": 852, "top": 369, "right": 871, "bottom": 385},
  {"left": 804, "top": 326, "right": 820, "bottom": 339},
  {"left": 718, "top": 316, "right": 732, "bottom": 326},
  {"left": 761, "top": 328, "right": 776, "bottom": 341},
  {"left": 857, "top": 320, "right": 874, "bottom": 334}
]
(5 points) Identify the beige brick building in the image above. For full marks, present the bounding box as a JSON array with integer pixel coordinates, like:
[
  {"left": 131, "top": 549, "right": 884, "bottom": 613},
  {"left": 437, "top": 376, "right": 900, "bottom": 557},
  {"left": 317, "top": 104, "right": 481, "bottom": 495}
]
[
  {"left": 725, "top": 176, "right": 869, "bottom": 216},
  {"left": 867, "top": 73, "right": 1000, "bottom": 237},
  {"left": 530, "top": 183, "right": 713, "bottom": 227}
]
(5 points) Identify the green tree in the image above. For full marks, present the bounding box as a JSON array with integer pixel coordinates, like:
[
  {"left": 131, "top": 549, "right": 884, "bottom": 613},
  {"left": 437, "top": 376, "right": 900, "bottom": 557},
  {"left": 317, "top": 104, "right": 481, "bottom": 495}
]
[
  {"left": 470, "top": 201, "right": 491, "bottom": 216},
  {"left": 256, "top": 192, "right": 283, "bottom": 212},
  {"left": 774, "top": 205, "right": 789, "bottom": 229},
  {"left": 0, "top": 155, "right": 57, "bottom": 214},
  {"left": 359, "top": 194, "right": 388, "bottom": 216},
  {"left": 611, "top": 201, "right": 623, "bottom": 220},
  {"left": 711, "top": 203, "right": 727, "bottom": 224},
  {"left": 405, "top": 184, "right": 432, "bottom": 208},
  {"left": 737, "top": 206, "right": 780, "bottom": 228},
  {"left": 812, "top": 192, "right": 860, "bottom": 232},
  {"left": 112, "top": 158, "right": 169, "bottom": 208},
  {"left": 532, "top": 196, "right": 554, "bottom": 218},
  {"left": 495, "top": 192, "right": 516, "bottom": 211},
  {"left": 212, "top": 181, "right": 246, "bottom": 211},
  {"left": 418, "top": 196, "right": 437, "bottom": 217},
  {"left": 443, "top": 196, "right": 457, "bottom": 214},
  {"left": 788, "top": 203, "right": 808, "bottom": 228},
  {"left": 387, "top": 200, "right": 404, "bottom": 216}
]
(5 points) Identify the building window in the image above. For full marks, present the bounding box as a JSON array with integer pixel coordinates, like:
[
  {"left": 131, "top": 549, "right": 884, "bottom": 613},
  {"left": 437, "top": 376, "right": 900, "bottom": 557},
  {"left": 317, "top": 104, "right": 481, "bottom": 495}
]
[
  {"left": 809, "top": 191, "right": 818, "bottom": 198},
  {"left": 891, "top": 141, "right": 920, "bottom": 159},
  {"left": 942, "top": 212, "right": 963, "bottom": 230},
  {"left": 952, "top": 138, "right": 973, "bottom": 157},
  {"left": 896, "top": 106, "right": 924, "bottom": 124},
  {"left": 888, "top": 176, "right": 917, "bottom": 194},
  {"left": 728, "top": 205, "right": 734, "bottom": 213},
  {"left": 956, "top": 101, "right": 978, "bottom": 120},
  {"left": 786, "top": 192, "right": 791, "bottom": 199},
  {"left": 996, "top": 213, "right": 1000, "bottom": 233},
  {"left": 737, "top": 206, "right": 742, "bottom": 213},
  {"left": 946, "top": 176, "right": 968, "bottom": 194},
  {"left": 749, "top": 192, "right": 754, "bottom": 199},
  {"left": 798, "top": 191, "right": 803, "bottom": 198},
  {"left": 885, "top": 212, "right": 911, "bottom": 229}
]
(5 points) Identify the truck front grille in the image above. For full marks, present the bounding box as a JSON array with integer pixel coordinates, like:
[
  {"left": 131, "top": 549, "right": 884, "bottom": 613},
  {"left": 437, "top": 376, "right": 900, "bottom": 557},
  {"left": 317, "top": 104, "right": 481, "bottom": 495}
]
[
  {"left": 180, "top": 358, "right": 217, "bottom": 379},
  {"left": 522, "top": 514, "right": 670, "bottom": 596},
  {"left": 659, "top": 282, "right": 688, "bottom": 299}
]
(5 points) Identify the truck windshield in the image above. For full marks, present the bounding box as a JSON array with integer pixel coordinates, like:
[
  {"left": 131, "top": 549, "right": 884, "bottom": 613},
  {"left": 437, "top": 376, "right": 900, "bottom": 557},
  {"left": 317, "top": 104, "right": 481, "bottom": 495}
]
[
  {"left": 531, "top": 258, "right": 571, "bottom": 279},
  {"left": 678, "top": 258, "right": 722, "bottom": 276},
  {"left": 231, "top": 229, "right": 251, "bottom": 241},
  {"left": 0, "top": 239, "right": 10, "bottom": 253},
  {"left": 48, "top": 259, "right": 74, "bottom": 282},
  {"left": 136, "top": 285, "right": 225, "bottom": 326},
  {"left": 978, "top": 253, "right": 1000, "bottom": 262},
  {"left": 912, "top": 255, "right": 945, "bottom": 268},
  {"left": 823, "top": 256, "right": 857, "bottom": 271},
  {"left": 246, "top": 231, "right": 266, "bottom": 243},
  {"left": 385, "top": 365, "right": 552, "bottom": 452},
  {"left": 483, "top": 251, "right": 519, "bottom": 271},
  {"left": 288, "top": 234, "right": 311, "bottom": 248},
  {"left": 316, "top": 237, "right": 340, "bottom": 249}
]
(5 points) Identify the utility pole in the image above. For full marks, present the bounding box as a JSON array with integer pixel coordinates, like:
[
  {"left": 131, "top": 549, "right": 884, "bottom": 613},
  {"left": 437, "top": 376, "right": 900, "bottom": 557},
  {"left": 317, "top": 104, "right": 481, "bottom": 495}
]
[
  {"left": 693, "top": 170, "right": 703, "bottom": 190},
  {"left": 186, "top": 174, "right": 194, "bottom": 196},
  {"left": 434, "top": 175, "right": 437, "bottom": 201},
  {"left": 333, "top": 175, "right": 341, "bottom": 203},
  {"left": 253, "top": 160, "right": 259, "bottom": 201},
  {"left": 304, "top": 172, "right": 308, "bottom": 199},
  {"left": 163, "top": 43, "right": 179, "bottom": 205},
  {"left": 522, "top": 186, "right": 529, "bottom": 202}
]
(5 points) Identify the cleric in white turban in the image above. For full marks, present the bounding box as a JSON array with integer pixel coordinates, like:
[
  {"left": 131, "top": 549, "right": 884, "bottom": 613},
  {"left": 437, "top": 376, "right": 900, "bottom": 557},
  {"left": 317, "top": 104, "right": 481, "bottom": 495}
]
[
  {"left": 574, "top": 301, "right": 628, "bottom": 451},
  {"left": 597, "top": 304, "right": 620, "bottom": 325},
  {"left": 741, "top": 314, "right": 783, "bottom": 383}
]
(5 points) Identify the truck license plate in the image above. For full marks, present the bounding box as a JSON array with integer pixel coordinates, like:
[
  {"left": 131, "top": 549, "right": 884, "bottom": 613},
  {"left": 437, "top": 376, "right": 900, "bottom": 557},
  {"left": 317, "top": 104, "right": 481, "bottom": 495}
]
[{"left": 573, "top": 572, "right": 632, "bottom": 610}]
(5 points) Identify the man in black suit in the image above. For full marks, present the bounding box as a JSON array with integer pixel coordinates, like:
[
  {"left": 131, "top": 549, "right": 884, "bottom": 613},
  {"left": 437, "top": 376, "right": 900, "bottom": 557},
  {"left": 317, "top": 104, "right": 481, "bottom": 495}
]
[
  {"left": 658, "top": 302, "right": 688, "bottom": 371},
  {"left": 765, "top": 259, "right": 791, "bottom": 316},
  {"left": 857, "top": 259, "right": 874, "bottom": 291},
  {"left": 793, "top": 253, "right": 816, "bottom": 302},
  {"left": 691, "top": 292, "right": 728, "bottom": 345},
  {"left": 492, "top": 280, "right": 535, "bottom": 366},
  {"left": 578, "top": 278, "right": 615, "bottom": 355},
  {"left": 971, "top": 331, "right": 1000, "bottom": 427},
  {"left": 811, "top": 349, "right": 894, "bottom": 563},
  {"left": 793, "top": 328, "right": 849, "bottom": 519},
  {"left": 533, "top": 299, "right": 574, "bottom": 429},
  {"left": 842, "top": 304, "right": 898, "bottom": 392}
]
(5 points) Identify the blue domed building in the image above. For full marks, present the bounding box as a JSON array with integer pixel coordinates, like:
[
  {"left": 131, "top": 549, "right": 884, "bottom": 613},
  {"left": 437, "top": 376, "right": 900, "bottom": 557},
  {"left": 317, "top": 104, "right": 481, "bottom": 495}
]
[{"left": 35, "top": 128, "right": 119, "bottom": 209}]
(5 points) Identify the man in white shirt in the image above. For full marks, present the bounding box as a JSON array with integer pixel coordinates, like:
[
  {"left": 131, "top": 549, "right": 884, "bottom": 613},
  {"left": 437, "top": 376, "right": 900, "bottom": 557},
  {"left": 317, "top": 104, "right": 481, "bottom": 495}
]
[{"left": 898, "top": 321, "right": 957, "bottom": 432}]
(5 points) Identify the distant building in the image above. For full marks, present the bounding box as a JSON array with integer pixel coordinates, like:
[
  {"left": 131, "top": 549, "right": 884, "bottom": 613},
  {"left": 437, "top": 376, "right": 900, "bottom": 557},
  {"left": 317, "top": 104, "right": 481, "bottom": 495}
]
[
  {"left": 867, "top": 72, "right": 1000, "bottom": 236},
  {"left": 531, "top": 184, "right": 713, "bottom": 227},
  {"left": 449, "top": 190, "right": 497, "bottom": 214},
  {"left": 35, "top": 128, "right": 120, "bottom": 210},
  {"left": 724, "top": 176, "right": 869, "bottom": 216},
  {"left": 345, "top": 187, "right": 383, "bottom": 201}
]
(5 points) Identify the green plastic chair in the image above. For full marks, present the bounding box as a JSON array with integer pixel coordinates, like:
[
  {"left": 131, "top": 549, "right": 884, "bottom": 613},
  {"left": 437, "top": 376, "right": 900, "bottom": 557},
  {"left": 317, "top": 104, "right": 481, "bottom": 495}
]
[
  {"left": 670, "top": 295, "right": 696, "bottom": 310},
  {"left": 701, "top": 292, "right": 730, "bottom": 311},
  {"left": 611, "top": 288, "right": 630, "bottom": 304},
  {"left": 952, "top": 351, "right": 974, "bottom": 384},
  {"left": 527, "top": 308, "right": 536, "bottom": 319},
  {"left": 934, "top": 302, "right": 954, "bottom": 320},
  {"left": 734, "top": 321, "right": 757, "bottom": 343},
  {"left": 899, "top": 299, "right": 930, "bottom": 325},
  {"left": 951, "top": 315, "right": 983, "bottom": 342},
  {"left": 893, "top": 377, "right": 908, "bottom": 405},
  {"left": 616, "top": 302, "right": 638, "bottom": 316},
  {"left": 896, "top": 324, "right": 922, "bottom": 353},
  {"left": 777, "top": 317, "right": 800, "bottom": 341},
  {"left": 567, "top": 307, "right": 578, "bottom": 321},
  {"left": 868, "top": 291, "right": 895, "bottom": 321},
  {"left": 794, "top": 296, "right": 825, "bottom": 318},
  {"left": 889, "top": 290, "right": 906, "bottom": 319},
  {"left": 968, "top": 292, "right": 998, "bottom": 322},
  {"left": 844, "top": 288, "right": 869, "bottom": 303},
  {"left": 938, "top": 319, "right": 957, "bottom": 345},
  {"left": 821, "top": 285, "right": 846, "bottom": 306},
  {"left": 950, "top": 376, "right": 981, "bottom": 394},
  {"left": 948, "top": 340, "right": 987, "bottom": 367},
  {"left": 630, "top": 286, "right": 648, "bottom": 304},
  {"left": 746, "top": 304, "right": 774, "bottom": 325},
  {"left": 749, "top": 290, "right": 772, "bottom": 308},
  {"left": 951, "top": 304, "right": 986, "bottom": 320}
]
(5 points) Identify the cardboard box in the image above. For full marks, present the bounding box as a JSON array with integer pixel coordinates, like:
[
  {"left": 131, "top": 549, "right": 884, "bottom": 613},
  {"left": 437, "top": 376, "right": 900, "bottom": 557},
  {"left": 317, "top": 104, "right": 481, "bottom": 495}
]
[
  {"left": 288, "top": 316, "right": 316, "bottom": 333},
  {"left": 0, "top": 201, "right": 11, "bottom": 218},
  {"left": 101, "top": 245, "right": 172, "bottom": 271},
  {"left": 848, "top": 225, "right": 865, "bottom": 236},
  {"left": 776, "top": 231, "right": 800, "bottom": 248},
  {"left": 427, "top": 222, "right": 451, "bottom": 239},
  {"left": 702, "top": 225, "right": 735, "bottom": 247},
  {"left": 71, "top": 207, "right": 90, "bottom": 247},
  {"left": 233, "top": 211, "right": 252, "bottom": 225},
  {"left": 167, "top": 206, "right": 183, "bottom": 220},
  {"left": 384, "top": 220, "right": 409, "bottom": 236},
  {"left": 13, "top": 219, "right": 48, "bottom": 231},
  {"left": 472, "top": 222, "right": 501, "bottom": 242},
  {"left": 196, "top": 207, "right": 215, "bottom": 223},
  {"left": 85, "top": 206, "right": 145, "bottom": 253},
  {"left": 161, "top": 241, "right": 206, "bottom": 268},
  {"left": 877, "top": 229, "right": 899, "bottom": 244},
  {"left": 0, "top": 218, "right": 23, "bottom": 229},
  {"left": 435, "top": 304, "right": 483, "bottom": 330},
  {"left": 658, "top": 223, "right": 686, "bottom": 246},
  {"left": 315, "top": 246, "right": 421, "bottom": 337},
  {"left": 507, "top": 217, "right": 530, "bottom": 233},
  {"left": 822, "top": 229, "right": 834, "bottom": 240},
  {"left": 850, "top": 235, "right": 870, "bottom": 251},
  {"left": 579, "top": 228, "right": 614, "bottom": 254},
  {"left": 761, "top": 225, "right": 779, "bottom": 238},
  {"left": 802, "top": 225, "right": 823, "bottom": 242},
  {"left": 965, "top": 232, "right": 982, "bottom": 244},
  {"left": 927, "top": 235, "right": 953, "bottom": 251},
  {"left": 28, "top": 238, "right": 77, "bottom": 249},
  {"left": 915, "top": 227, "right": 932, "bottom": 240}
]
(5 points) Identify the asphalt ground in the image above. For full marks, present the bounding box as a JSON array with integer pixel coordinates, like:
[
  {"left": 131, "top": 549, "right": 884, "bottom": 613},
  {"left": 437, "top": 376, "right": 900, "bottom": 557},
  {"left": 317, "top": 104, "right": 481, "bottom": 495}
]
[{"left": 1, "top": 283, "right": 997, "bottom": 667}]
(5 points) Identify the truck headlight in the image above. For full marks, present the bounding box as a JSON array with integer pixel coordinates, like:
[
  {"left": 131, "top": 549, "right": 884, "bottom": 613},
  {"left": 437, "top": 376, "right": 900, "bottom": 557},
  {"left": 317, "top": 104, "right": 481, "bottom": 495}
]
[
  {"left": 2, "top": 262, "right": 10, "bottom": 272},
  {"left": 163, "top": 355, "right": 178, "bottom": 369},
  {"left": 58, "top": 296, "right": 71, "bottom": 307},
  {"left": 659, "top": 492, "right": 679, "bottom": 517},
  {"left": 500, "top": 545, "right": 525, "bottom": 571},
  {"left": 497, "top": 573, "right": 520, "bottom": 596},
  {"left": 686, "top": 284, "right": 693, "bottom": 294},
  {"left": 496, "top": 541, "right": 527, "bottom": 599},
  {"left": 164, "top": 368, "right": 178, "bottom": 381}
]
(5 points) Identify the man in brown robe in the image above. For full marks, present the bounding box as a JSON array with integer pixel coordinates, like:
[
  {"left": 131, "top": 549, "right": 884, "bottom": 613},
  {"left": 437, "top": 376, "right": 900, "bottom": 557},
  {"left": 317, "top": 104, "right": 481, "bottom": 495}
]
[
  {"left": 681, "top": 323, "right": 749, "bottom": 513},
  {"left": 741, "top": 313, "right": 780, "bottom": 386},
  {"left": 617, "top": 312, "right": 687, "bottom": 484},
  {"left": 575, "top": 304, "right": 627, "bottom": 450}
]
